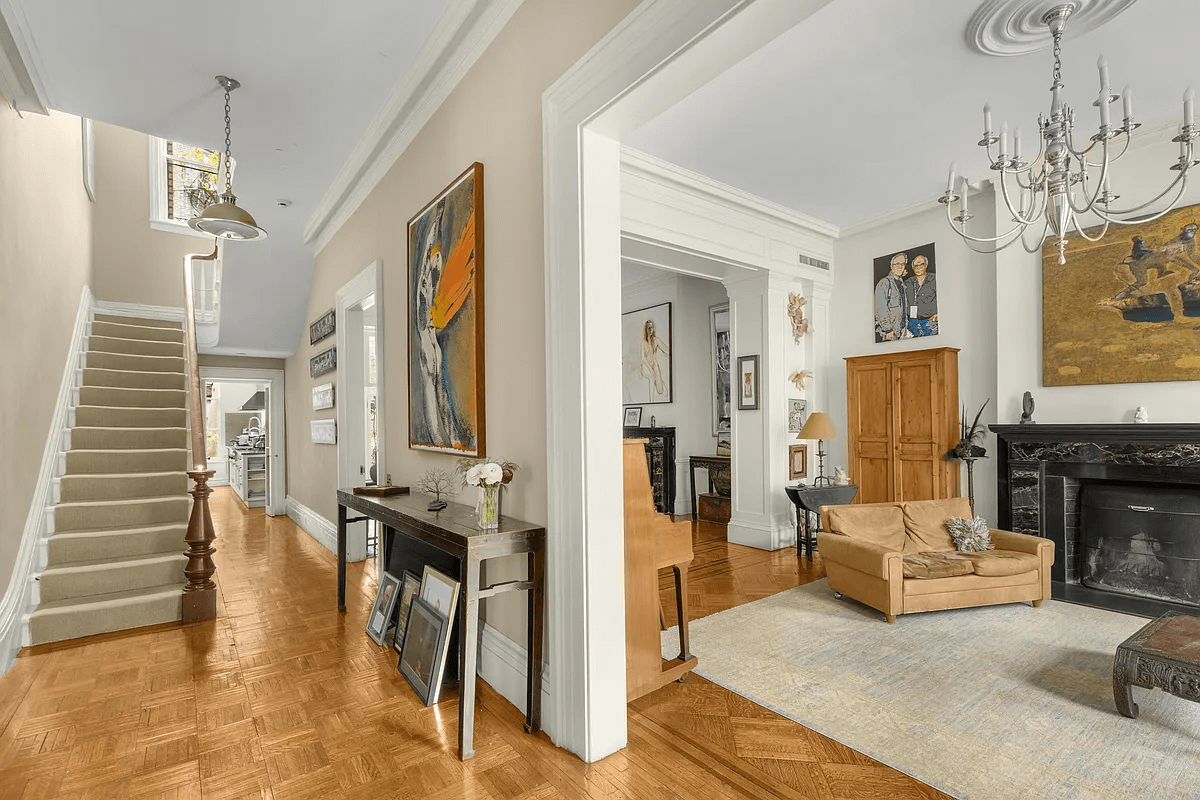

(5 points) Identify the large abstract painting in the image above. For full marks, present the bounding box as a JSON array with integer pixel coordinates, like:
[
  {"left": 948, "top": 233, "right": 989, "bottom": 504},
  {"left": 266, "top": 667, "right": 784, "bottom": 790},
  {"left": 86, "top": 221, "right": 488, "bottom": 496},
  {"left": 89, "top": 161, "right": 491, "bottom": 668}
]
[
  {"left": 622, "top": 302, "right": 672, "bottom": 404},
  {"left": 1043, "top": 203, "right": 1200, "bottom": 386},
  {"left": 408, "top": 163, "right": 485, "bottom": 456},
  {"left": 872, "top": 243, "right": 938, "bottom": 343}
]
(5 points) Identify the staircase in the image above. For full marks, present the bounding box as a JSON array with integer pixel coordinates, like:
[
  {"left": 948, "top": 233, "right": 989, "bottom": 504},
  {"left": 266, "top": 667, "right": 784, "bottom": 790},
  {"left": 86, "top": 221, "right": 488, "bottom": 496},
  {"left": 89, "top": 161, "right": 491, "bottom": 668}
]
[{"left": 28, "top": 314, "right": 191, "bottom": 645}]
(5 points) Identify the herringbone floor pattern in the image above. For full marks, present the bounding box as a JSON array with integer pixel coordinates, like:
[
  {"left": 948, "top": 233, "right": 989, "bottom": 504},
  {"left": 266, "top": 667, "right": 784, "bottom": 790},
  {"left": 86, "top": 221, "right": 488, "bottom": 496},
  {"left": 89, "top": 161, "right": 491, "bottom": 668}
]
[{"left": 0, "top": 489, "right": 948, "bottom": 799}]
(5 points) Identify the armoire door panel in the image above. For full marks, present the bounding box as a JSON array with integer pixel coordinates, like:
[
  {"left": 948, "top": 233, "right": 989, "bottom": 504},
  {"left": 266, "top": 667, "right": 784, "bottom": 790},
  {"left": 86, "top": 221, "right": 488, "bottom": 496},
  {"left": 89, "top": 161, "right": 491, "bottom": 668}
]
[
  {"left": 894, "top": 362, "right": 935, "bottom": 442},
  {"left": 850, "top": 367, "right": 891, "bottom": 440},
  {"left": 897, "top": 457, "right": 937, "bottom": 502},
  {"left": 855, "top": 456, "right": 893, "bottom": 505}
]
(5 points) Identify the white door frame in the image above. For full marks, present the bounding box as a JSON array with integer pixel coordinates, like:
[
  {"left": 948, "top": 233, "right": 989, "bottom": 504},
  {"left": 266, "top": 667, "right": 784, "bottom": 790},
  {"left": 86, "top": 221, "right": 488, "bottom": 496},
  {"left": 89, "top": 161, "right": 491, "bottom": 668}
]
[
  {"left": 336, "top": 261, "right": 386, "bottom": 491},
  {"left": 198, "top": 366, "right": 287, "bottom": 515},
  {"left": 542, "top": 0, "right": 833, "bottom": 762}
]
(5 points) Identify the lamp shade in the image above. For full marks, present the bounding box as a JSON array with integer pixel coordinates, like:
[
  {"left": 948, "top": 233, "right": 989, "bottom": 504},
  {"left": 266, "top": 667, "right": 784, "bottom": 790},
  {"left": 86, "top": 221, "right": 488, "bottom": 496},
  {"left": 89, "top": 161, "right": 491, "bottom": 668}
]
[
  {"left": 797, "top": 411, "right": 836, "bottom": 440},
  {"left": 188, "top": 192, "right": 267, "bottom": 241}
]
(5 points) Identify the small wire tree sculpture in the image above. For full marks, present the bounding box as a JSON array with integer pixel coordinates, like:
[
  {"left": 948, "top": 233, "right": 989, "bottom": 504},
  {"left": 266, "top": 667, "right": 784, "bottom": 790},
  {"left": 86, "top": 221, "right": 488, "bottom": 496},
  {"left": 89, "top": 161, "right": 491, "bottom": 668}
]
[{"left": 415, "top": 469, "right": 454, "bottom": 511}]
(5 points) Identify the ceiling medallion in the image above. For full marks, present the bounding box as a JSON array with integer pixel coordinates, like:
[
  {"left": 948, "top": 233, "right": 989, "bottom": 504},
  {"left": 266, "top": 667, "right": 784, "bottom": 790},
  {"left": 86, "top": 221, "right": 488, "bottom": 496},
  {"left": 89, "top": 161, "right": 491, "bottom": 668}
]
[{"left": 967, "top": 0, "right": 1140, "bottom": 57}]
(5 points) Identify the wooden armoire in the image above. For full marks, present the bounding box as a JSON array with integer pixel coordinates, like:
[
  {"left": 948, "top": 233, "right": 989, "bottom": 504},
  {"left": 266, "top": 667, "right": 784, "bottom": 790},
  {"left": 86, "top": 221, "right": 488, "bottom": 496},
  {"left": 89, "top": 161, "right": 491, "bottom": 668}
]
[{"left": 845, "top": 347, "right": 960, "bottom": 504}]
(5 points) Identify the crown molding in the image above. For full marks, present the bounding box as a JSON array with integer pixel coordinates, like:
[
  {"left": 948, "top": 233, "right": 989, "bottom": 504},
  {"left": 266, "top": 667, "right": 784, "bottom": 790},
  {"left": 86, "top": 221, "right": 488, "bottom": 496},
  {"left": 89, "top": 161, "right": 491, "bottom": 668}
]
[
  {"left": 0, "top": 0, "right": 48, "bottom": 113},
  {"left": 304, "top": 0, "right": 524, "bottom": 253},
  {"left": 620, "top": 146, "right": 839, "bottom": 240}
]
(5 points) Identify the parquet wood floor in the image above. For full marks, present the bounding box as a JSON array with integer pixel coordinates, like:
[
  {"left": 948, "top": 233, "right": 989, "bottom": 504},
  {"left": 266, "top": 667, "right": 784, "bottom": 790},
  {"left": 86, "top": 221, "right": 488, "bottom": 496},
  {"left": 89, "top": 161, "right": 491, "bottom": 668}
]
[{"left": 0, "top": 489, "right": 949, "bottom": 799}]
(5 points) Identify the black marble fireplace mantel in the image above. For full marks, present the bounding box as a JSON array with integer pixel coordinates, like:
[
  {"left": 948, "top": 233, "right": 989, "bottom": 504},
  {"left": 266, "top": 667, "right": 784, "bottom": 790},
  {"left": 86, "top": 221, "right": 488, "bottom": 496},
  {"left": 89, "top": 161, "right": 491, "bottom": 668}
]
[{"left": 989, "top": 422, "right": 1200, "bottom": 616}]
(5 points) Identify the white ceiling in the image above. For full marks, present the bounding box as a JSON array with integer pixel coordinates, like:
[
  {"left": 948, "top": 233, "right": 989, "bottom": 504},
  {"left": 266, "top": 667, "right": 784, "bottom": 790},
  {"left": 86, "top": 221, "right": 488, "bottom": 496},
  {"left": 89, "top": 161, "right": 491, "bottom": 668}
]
[
  {"left": 10, "top": 0, "right": 445, "bottom": 355},
  {"left": 627, "top": 0, "right": 1198, "bottom": 229}
]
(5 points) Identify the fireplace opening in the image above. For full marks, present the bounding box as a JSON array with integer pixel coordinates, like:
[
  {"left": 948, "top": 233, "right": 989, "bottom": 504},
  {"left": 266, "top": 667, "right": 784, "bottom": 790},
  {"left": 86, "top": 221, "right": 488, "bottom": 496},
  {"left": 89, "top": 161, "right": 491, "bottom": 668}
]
[{"left": 1080, "top": 483, "right": 1200, "bottom": 610}]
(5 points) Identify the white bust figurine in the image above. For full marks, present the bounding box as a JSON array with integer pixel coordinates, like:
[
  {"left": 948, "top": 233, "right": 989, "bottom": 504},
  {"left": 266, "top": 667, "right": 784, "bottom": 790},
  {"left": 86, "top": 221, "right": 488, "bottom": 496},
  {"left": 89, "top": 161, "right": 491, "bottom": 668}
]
[
  {"left": 1134, "top": 406, "right": 1149, "bottom": 424},
  {"left": 833, "top": 467, "right": 849, "bottom": 486}
]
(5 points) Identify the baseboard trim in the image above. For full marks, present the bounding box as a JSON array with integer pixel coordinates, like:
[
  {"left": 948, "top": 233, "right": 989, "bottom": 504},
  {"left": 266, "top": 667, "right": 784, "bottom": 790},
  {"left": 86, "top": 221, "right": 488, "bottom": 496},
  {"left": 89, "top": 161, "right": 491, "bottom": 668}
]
[
  {"left": 93, "top": 300, "right": 185, "bottom": 323},
  {"left": 727, "top": 516, "right": 791, "bottom": 551},
  {"left": 286, "top": 495, "right": 337, "bottom": 554},
  {"left": 0, "top": 285, "right": 92, "bottom": 676},
  {"left": 478, "top": 622, "right": 551, "bottom": 717}
]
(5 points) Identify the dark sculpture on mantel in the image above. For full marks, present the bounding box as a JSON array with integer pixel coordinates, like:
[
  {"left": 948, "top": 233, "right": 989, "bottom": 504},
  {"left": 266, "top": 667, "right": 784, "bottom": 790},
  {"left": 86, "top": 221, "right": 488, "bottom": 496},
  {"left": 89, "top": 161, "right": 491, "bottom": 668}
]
[{"left": 1020, "top": 391, "right": 1036, "bottom": 425}]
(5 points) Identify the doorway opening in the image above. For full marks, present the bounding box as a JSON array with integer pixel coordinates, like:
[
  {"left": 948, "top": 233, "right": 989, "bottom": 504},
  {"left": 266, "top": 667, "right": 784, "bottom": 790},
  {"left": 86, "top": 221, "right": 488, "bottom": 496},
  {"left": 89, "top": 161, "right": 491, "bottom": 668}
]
[
  {"left": 337, "top": 261, "right": 387, "bottom": 566},
  {"left": 199, "top": 366, "right": 287, "bottom": 516}
]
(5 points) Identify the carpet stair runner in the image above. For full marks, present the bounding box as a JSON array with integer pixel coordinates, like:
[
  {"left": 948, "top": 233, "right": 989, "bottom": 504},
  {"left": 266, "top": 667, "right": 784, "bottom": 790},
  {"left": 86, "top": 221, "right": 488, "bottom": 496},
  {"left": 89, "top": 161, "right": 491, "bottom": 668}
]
[{"left": 28, "top": 314, "right": 191, "bottom": 645}]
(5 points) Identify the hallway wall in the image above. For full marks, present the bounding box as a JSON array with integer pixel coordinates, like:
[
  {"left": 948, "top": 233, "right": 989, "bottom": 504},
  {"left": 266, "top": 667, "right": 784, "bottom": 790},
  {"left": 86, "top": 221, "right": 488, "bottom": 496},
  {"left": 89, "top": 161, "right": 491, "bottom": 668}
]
[
  {"left": 285, "top": 0, "right": 640, "bottom": 647},
  {"left": 91, "top": 121, "right": 198, "bottom": 308},
  {"left": 0, "top": 107, "right": 94, "bottom": 589}
]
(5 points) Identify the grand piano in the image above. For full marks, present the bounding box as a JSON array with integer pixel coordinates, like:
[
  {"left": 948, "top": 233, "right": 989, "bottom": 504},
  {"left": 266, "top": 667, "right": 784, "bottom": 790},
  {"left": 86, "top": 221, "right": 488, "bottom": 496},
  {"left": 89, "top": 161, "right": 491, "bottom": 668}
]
[{"left": 623, "top": 438, "right": 697, "bottom": 701}]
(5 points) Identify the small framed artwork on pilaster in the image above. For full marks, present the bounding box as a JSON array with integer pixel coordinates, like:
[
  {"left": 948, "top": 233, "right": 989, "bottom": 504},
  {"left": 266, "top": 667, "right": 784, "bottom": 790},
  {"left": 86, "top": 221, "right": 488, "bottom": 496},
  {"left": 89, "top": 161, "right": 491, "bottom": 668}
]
[
  {"left": 789, "top": 444, "right": 808, "bottom": 480},
  {"left": 736, "top": 355, "right": 759, "bottom": 411}
]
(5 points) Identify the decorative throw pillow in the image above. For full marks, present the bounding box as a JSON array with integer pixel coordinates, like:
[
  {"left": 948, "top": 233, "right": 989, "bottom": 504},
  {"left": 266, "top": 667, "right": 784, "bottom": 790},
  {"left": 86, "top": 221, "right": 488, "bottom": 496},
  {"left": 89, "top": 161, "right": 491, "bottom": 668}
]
[{"left": 945, "top": 516, "right": 994, "bottom": 552}]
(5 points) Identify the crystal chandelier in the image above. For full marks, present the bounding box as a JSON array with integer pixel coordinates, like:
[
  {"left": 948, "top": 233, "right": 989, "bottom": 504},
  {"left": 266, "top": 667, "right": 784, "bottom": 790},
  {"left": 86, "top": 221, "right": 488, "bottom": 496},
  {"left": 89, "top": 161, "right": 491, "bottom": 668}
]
[{"left": 940, "top": 4, "right": 1196, "bottom": 264}]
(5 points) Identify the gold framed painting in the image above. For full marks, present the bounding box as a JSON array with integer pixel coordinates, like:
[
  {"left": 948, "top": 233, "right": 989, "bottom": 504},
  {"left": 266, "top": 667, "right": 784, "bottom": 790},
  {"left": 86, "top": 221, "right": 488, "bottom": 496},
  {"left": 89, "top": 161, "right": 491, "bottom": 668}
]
[
  {"left": 408, "top": 163, "right": 485, "bottom": 455},
  {"left": 1043, "top": 203, "right": 1200, "bottom": 386}
]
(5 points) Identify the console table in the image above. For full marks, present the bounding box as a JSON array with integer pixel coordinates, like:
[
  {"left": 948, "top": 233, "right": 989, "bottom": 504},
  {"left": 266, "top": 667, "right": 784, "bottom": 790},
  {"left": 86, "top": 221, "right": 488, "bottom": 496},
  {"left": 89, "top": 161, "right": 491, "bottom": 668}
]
[
  {"left": 336, "top": 489, "right": 546, "bottom": 760},
  {"left": 688, "top": 454, "right": 731, "bottom": 522},
  {"left": 785, "top": 484, "right": 859, "bottom": 562}
]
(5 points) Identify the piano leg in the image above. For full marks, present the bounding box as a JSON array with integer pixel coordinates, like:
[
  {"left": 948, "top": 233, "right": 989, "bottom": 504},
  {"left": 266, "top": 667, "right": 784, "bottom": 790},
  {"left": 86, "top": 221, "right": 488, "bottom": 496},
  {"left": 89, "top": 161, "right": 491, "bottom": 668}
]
[{"left": 672, "top": 563, "right": 691, "bottom": 662}]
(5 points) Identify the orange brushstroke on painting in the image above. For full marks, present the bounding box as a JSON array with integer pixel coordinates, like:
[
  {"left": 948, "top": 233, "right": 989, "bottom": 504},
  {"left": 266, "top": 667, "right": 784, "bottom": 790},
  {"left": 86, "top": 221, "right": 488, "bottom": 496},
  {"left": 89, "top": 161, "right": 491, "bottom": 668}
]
[{"left": 431, "top": 211, "right": 475, "bottom": 329}]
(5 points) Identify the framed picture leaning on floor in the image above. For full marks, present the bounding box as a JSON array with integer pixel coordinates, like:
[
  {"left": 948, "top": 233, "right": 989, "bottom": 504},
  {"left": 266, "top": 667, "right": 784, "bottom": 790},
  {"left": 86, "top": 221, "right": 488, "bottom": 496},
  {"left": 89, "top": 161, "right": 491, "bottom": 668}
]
[
  {"left": 366, "top": 571, "right": 401, "bottom": 646},
  {"left": 398, "top": 595, "right": 451, "bottom": 706}
]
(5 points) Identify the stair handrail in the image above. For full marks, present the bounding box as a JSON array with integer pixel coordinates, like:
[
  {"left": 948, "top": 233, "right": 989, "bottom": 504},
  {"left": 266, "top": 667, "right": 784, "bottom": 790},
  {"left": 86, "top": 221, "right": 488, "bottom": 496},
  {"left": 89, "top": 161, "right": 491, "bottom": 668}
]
[{"left": 181, "top": 242, "right": 220, "bottom": 624}]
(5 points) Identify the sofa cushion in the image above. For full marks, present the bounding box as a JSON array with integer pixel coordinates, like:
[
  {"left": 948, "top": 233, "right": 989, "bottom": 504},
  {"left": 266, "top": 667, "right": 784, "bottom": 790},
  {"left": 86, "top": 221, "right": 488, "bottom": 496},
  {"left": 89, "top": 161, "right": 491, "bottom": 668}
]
[
  {"left": 902, "top": 552, "right": 975, "bottom": 579},
  {"left": 825, "top": 505, "right": 906, "bottom": 552},
  {"left": 946, "top": 516, "right": 994, "bottom": 552},
  {"left": 902, "top": 498, "right": 973, "bottom": 553},
  {"left": 965, "top": 550, "right": 1041, "bottom": 577}
]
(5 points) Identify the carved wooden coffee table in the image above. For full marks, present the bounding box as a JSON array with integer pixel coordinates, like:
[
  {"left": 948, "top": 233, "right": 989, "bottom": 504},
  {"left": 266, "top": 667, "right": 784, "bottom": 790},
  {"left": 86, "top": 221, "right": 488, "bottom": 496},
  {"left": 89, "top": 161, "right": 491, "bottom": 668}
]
[{"left": 1113, "top": 611, "right": 1200, "bottom": 719}]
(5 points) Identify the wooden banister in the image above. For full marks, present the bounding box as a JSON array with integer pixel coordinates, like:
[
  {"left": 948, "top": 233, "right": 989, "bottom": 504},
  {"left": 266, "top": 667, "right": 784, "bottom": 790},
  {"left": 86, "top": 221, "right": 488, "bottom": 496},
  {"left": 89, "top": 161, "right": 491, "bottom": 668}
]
[{"left": 182, "top": 243, "right": 220, "bottom": 624}]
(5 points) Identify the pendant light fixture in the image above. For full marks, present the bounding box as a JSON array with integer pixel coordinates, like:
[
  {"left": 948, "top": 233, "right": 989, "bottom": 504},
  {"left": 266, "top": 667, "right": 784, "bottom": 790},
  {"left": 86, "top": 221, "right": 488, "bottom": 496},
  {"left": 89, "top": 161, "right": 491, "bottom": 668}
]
[{"left": 188, "top": 75, "right": 267, "bottom": 241}]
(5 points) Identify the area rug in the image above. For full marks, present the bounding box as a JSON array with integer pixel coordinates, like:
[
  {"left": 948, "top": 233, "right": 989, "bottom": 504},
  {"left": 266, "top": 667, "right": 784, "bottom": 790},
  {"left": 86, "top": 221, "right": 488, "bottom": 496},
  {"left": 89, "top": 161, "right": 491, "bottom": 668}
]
[{"left": 662, "top": 580, "right": 1200, "bottom": 799}]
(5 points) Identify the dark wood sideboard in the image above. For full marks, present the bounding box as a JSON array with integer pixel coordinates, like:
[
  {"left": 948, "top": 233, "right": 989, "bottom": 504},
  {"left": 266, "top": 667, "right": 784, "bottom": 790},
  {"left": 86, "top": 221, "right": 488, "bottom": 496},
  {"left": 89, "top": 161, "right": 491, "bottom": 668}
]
[{"left": 624, "top": 426, "right": 676, "bottom": 515}]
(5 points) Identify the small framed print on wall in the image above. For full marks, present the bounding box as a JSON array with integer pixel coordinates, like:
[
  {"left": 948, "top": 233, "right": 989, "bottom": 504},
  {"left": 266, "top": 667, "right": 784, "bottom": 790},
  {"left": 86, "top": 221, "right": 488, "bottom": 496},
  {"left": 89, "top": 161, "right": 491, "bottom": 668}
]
[
  {"left": 736, "top": 355, "right": 760, "bottom": 411},
  {"left": 623, "top": 407, "right": 642, "bottom": 427},
  {"left": 789, "top": 444, "right": 809, "bottom": 480},
  {"left": 312, "top": 383, "right": 334, "bottom": 411}
]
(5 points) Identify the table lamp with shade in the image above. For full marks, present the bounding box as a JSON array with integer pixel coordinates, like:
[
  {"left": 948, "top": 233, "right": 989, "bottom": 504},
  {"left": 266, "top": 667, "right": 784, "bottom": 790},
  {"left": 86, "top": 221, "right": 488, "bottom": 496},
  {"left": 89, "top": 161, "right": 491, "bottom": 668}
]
[{"left": 796, "top": 411, "right": 837, "bottom": 486}]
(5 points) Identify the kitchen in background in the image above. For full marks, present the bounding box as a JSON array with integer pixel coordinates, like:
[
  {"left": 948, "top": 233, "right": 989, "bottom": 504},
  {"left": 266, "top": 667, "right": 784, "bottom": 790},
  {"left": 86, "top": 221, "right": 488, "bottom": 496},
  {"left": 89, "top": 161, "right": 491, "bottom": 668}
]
[{"left": 204, "top": 380, "right": 271, "bottom": 508}]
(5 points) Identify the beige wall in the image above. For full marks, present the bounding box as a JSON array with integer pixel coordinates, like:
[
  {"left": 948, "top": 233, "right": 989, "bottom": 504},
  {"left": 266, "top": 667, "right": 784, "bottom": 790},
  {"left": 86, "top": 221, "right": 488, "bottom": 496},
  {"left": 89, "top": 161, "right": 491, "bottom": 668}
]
[
  {"left": 285, "top": 0, "right": 638, "bottom": 644},
  {"left": 199, "top": 354, "right": 286, "bottom": 371},
  {"left": 91, "top": 121, "right": 198, "bottom": 308},
  {"left": 0, "top": 108, "right": 94, "bottom": 588}
]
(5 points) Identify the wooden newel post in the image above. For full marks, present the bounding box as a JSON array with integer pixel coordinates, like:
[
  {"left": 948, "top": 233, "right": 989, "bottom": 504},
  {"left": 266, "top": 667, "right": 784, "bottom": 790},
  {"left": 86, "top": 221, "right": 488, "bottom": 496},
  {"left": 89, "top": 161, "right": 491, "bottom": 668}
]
[
  {"left": 182, "top": 468, "right": 218, "bottom": 622},
  {"left": 181, "top": 244, "right": 221, "bottom": 624}
]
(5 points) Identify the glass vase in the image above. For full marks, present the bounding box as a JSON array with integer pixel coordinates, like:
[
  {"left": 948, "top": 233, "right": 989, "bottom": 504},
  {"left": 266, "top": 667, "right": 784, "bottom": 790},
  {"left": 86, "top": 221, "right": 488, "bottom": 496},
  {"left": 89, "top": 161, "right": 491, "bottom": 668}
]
[{"left": 478, "top": 484, "right": 501, "bottom": 530}]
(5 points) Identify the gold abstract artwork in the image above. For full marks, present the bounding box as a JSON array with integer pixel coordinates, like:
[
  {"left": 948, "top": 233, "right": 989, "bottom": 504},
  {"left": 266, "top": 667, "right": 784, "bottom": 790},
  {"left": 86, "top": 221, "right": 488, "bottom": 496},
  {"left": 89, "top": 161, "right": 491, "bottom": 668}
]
[{"left": 1042, "top": 203, "right": 1200, "bottom": 386}]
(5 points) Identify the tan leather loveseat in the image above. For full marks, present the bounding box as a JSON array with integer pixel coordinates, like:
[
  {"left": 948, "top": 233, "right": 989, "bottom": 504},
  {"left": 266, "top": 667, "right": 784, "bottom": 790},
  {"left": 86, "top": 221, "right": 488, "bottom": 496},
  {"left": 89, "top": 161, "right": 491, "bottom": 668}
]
[{"left": 817, "top": 497, "right": 1053, "bottom": 623}]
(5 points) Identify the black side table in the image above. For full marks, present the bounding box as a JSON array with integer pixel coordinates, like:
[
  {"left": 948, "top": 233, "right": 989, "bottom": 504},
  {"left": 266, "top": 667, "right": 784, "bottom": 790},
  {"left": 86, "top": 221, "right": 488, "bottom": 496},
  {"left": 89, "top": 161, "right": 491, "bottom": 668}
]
[{"left": 785, "top": 484, "right": 859, "bottom": 562}]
